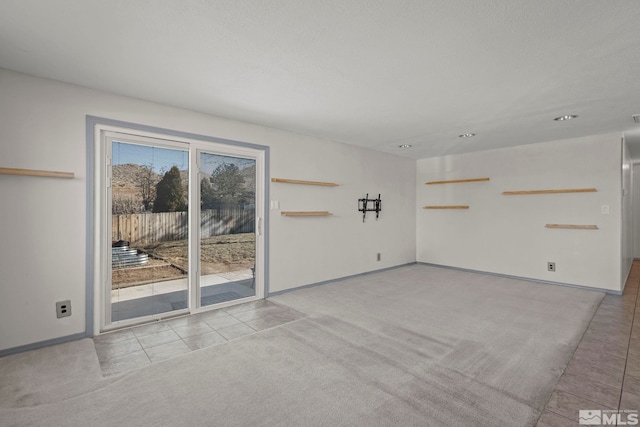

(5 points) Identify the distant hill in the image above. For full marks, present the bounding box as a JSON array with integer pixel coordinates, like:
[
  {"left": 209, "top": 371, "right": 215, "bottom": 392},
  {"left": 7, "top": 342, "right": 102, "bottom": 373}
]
[
  {"left": 111, "top": 164, "right": 160, "bottom": 201},
  {"left": 112, "top": 163, "right": 156, "bottom": 186}
]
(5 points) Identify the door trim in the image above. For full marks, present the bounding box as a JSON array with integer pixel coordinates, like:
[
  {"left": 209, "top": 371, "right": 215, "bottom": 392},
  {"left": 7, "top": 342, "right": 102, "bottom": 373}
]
[{"left": 87, "top": 116, "right": 270, "bottom": 336}]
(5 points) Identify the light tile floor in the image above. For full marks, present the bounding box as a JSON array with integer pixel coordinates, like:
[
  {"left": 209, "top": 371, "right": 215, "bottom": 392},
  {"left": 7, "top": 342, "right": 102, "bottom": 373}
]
[
  {"left": 536, "top": 261, "right": 640, "bottom": 426},
  {"left": 94, "top": 300, "right": 304, "bottom": 376}
]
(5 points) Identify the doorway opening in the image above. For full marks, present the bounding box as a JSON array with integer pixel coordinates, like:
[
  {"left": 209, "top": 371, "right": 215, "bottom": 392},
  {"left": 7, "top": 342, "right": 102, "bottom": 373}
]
[{"left": 93, "top": 123, "right": 266, "bottom": 332}]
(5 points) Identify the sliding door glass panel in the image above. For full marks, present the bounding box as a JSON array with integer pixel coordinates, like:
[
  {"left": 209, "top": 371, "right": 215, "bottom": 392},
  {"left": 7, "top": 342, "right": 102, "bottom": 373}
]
[
  {"left": 111, "top": 141, "right": 189, "bottom": 322},
  {"left": 199, "top": 152, "right": 256, "bottom": 307}
]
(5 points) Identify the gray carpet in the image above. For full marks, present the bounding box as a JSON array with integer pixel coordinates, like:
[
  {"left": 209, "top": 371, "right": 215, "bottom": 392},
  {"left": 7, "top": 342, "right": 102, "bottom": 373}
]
[{"left": 0, "top": 264, "right": 603, "bottom": 426}]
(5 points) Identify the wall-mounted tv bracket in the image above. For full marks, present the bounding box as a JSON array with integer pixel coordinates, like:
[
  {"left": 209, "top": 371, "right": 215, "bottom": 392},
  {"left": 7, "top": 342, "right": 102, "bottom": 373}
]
[{"left": 358, "top": 193, "right": 382, "bottom": 222}]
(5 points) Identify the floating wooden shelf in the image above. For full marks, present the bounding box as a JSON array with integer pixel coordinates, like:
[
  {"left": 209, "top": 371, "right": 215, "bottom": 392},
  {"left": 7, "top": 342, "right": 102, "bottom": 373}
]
[
  {"left": 426, "top": 177, "right": 490, "bottom": 185},
  {"left": 0, "top": 167, "right": 74, "bottom": 179},
  {"left": 423, "top": 205, "right": 469, "bottom": 209},
  {"left": 502, "top": 188, "right": 596, "bottom": 196},
  {"left": 545, "top": 224, "right": 599, "bottom": 230},
  {"left": 271, "top": 178, "right": 338, "bottom": 187},
  {"left": 281, "top": 211, "right": 333, "bottom": 216}
]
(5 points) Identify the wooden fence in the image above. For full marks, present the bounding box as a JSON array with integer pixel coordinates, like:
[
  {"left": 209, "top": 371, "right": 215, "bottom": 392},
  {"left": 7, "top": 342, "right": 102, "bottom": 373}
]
[{"left": 112, "top": 208, "right": 255, "bottom": 245}]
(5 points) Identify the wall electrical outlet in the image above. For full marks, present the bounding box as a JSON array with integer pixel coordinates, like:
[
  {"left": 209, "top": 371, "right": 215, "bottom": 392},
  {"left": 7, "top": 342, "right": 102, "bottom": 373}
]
[
  {"left": 547, "top": 262, "right": 556, "bottom": 272},
  {"left": 56, "top": 300, "right": 71, "bottom": 318}
]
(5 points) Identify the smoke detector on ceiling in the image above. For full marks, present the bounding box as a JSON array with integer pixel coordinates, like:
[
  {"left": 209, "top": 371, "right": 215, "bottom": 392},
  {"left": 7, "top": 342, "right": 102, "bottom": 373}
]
[{"left": 633, "top": 114, "right": 640, "bottom": 124}]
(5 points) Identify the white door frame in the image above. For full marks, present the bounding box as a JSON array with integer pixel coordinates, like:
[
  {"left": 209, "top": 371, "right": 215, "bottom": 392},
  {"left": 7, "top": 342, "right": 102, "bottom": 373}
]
[{"left": 92, "top": 122, "right": 266, "bottom": 334}]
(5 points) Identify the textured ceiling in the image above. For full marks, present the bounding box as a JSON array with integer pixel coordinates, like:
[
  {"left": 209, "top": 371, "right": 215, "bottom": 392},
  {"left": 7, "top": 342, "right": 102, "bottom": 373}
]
[{"left": 1, "top": 0, "right": 640, "bottom": 159}]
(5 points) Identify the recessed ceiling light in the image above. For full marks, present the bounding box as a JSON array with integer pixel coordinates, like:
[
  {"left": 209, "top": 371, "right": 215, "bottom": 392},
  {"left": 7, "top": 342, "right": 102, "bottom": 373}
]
[
  {"left": 459, "top": 133, "right": 476, "bottom": 138},
  {"left": 398, "top": 144, "right": 412, "bottom": 148},
  {"left": 554, "top": 115, "right": 578, "bottom": 121}
]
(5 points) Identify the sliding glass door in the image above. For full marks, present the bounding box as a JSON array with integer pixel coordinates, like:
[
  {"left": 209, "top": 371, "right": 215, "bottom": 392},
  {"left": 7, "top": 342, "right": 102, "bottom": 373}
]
[
  {"left": 99, "top": 129, "right": 264, "bottom": 330},
  {"left": 108, "top": 138, "right": 190, "bottom": 323},
  {"left": 198, "top": 152, "right": 256, "bottom": 306}
]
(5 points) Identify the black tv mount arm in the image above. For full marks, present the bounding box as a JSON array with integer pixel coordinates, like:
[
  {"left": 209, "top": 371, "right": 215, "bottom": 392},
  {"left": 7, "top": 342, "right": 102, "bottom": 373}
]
[{"left": 358, "top": 193, "right": 382, "bottom": 222}]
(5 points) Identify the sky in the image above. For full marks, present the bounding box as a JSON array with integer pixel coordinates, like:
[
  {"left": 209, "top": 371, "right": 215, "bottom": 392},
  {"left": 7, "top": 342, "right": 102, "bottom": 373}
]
[
  {"left": 112, "top": 141, "right": 188, "bottom": 173},
  {"left": 112, "top": 141, "right": 254, "bottom": 174}
]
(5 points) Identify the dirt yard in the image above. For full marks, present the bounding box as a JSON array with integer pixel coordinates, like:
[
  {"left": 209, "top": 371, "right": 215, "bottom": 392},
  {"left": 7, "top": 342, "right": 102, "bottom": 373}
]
[
  {"left": 112, "top": 259, "right": 185, "bottom": 288},
  {"left": 112, "top": 233, "right": 255, "bottom": 287}
]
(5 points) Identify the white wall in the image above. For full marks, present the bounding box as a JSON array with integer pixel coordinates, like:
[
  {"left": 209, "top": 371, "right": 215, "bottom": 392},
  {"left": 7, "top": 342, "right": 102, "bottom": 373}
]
[
  {"left": 633, "top": 163, "right": 640, "bottom": 259},
  {"left": 0, "top": 69, "right": 416, "bottom": 352},
  {"left": 270, "top": 138, "right": 416, "bottom": 291},
  {"left": 417, "top": 134, "right": 623, "bottom": 291},
  {"left": 621, "top": 140, "right": 633, "bottom": 285}
]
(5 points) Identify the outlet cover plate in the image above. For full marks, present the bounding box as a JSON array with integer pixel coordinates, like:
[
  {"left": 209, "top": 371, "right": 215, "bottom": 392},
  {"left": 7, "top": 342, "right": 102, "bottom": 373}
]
[{"left": 56, "top": 300, "right": 71, "bottom": 318}]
